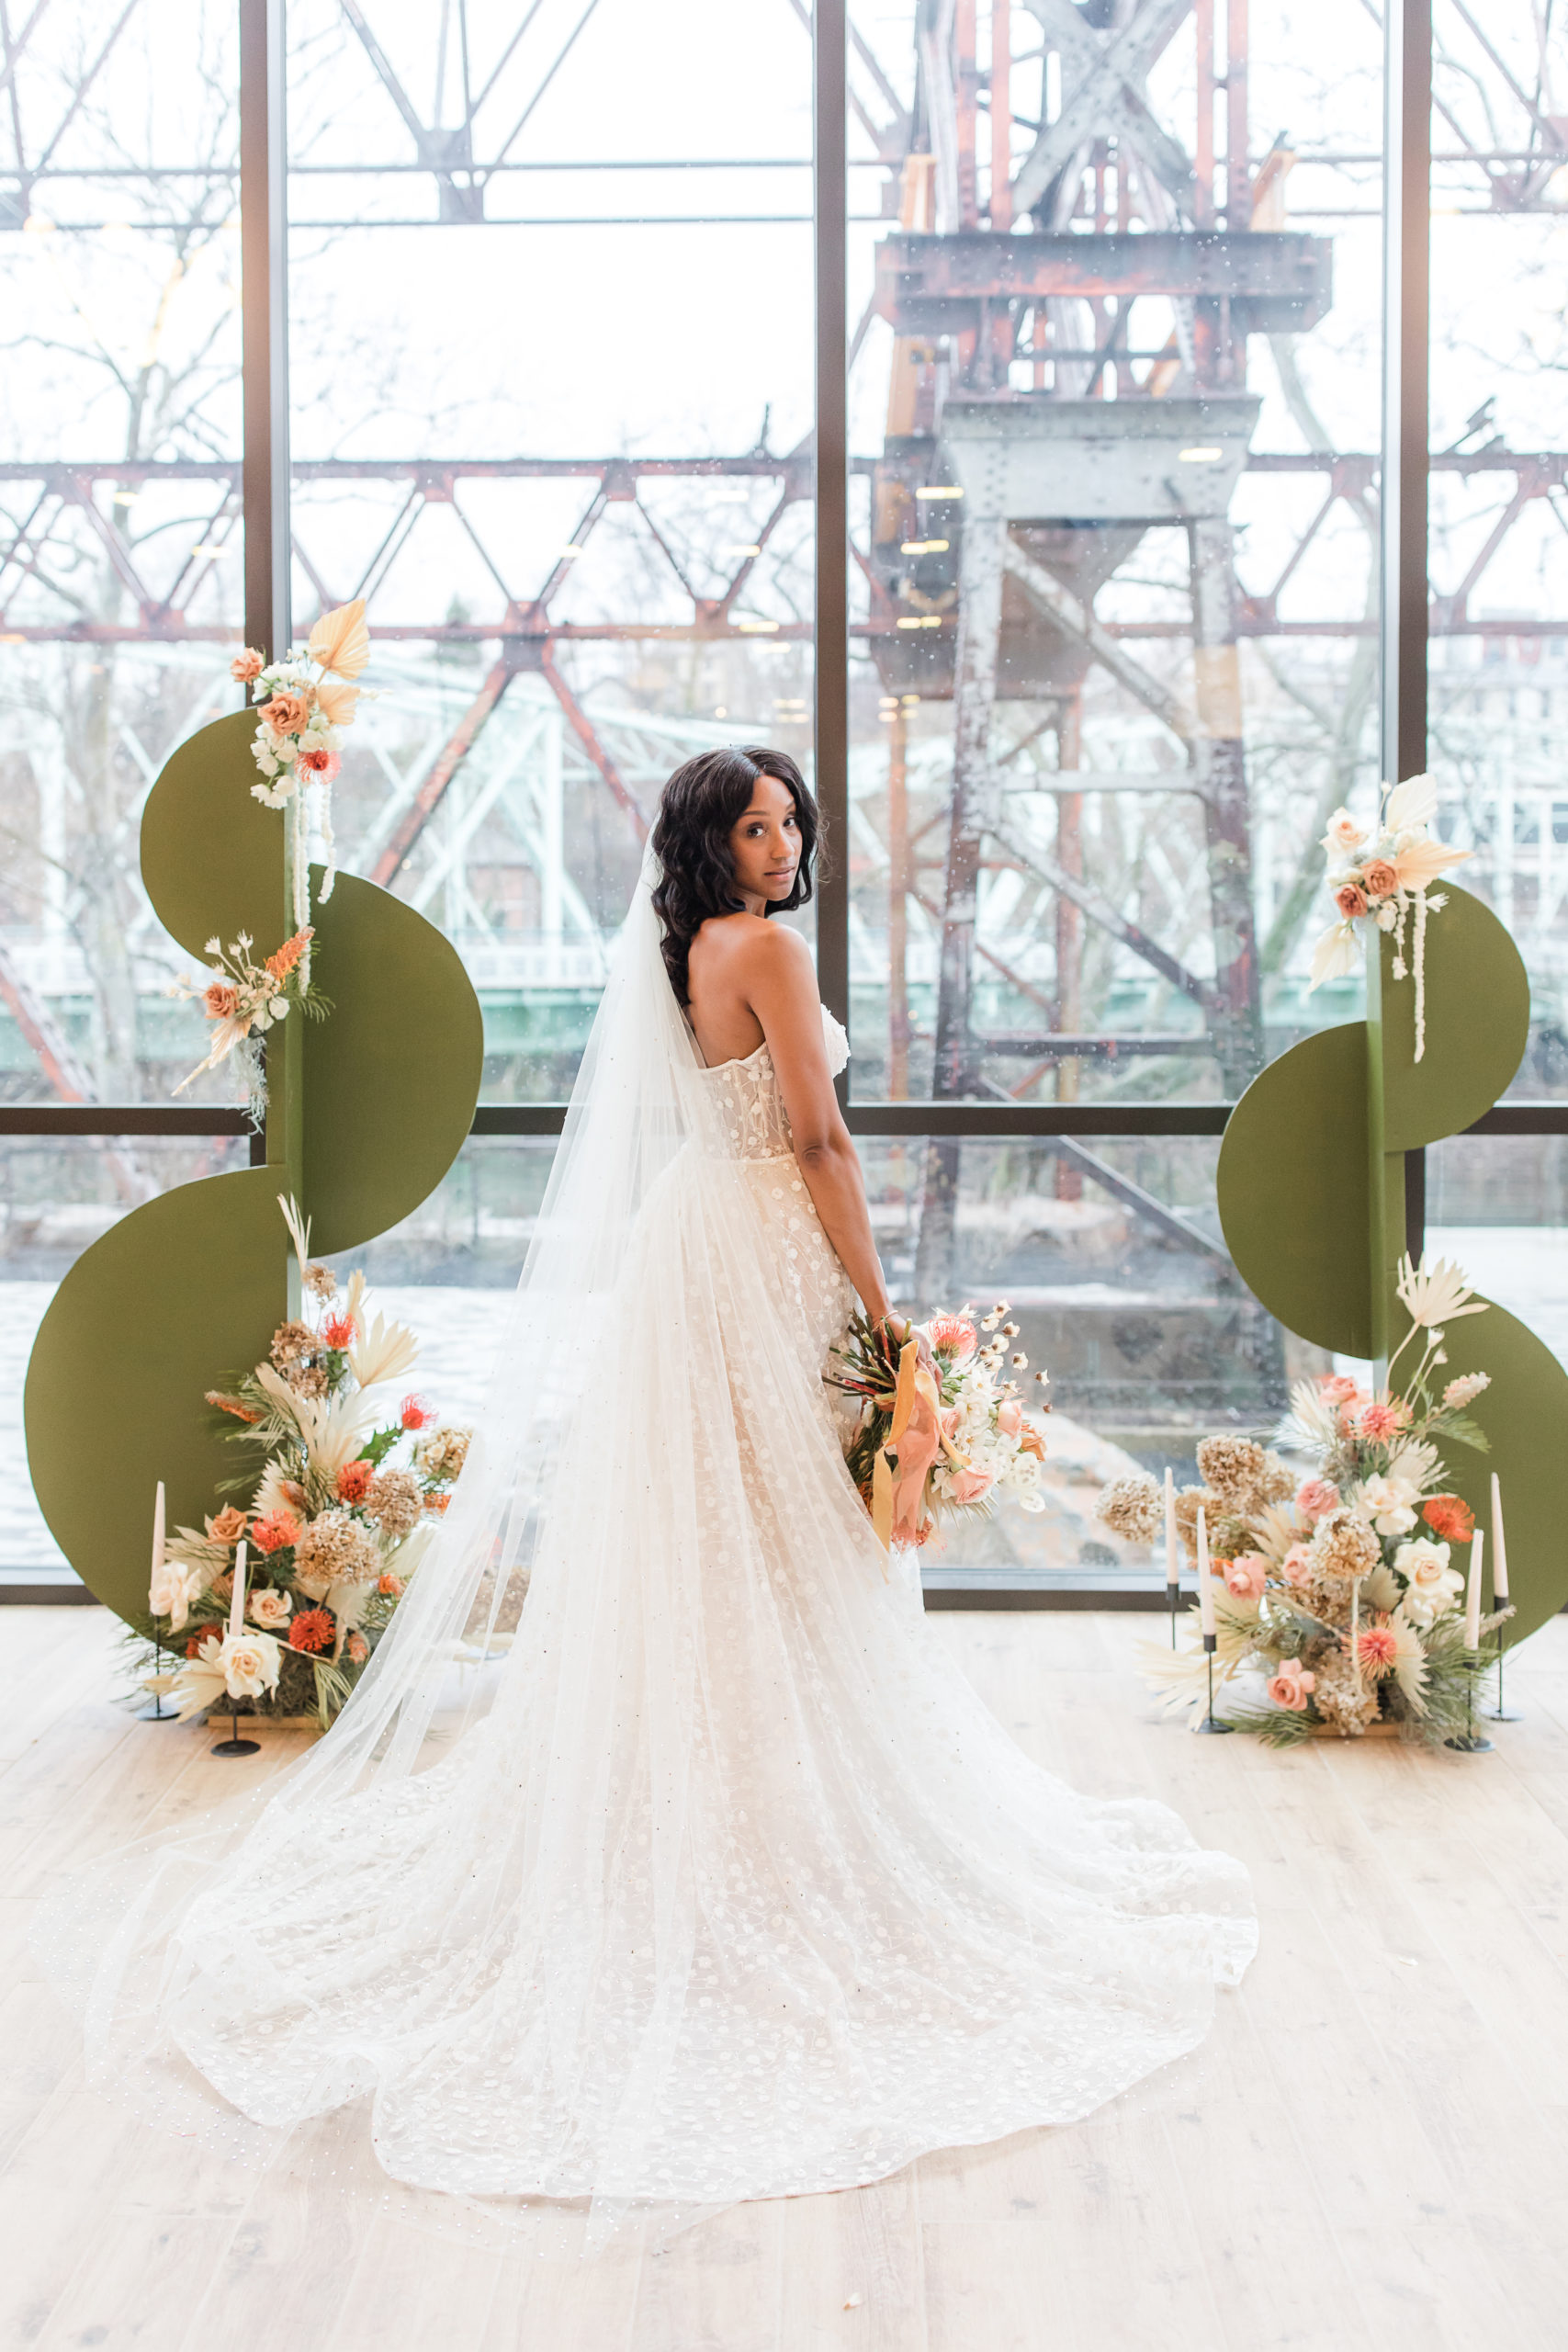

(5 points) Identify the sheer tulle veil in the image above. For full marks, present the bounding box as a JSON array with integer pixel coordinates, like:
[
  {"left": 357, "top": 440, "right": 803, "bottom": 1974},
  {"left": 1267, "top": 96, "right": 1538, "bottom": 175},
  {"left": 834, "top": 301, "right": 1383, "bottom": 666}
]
[{"left": 34, "top": 843, "right": 1257, "bottom": 2241}]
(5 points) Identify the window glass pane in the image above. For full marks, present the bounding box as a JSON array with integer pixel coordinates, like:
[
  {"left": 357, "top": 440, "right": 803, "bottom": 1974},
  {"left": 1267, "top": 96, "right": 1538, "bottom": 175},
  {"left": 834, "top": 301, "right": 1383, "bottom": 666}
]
[
  {"left": 1427, "top": 2, "right": 1568, "bottom": 1096},
  {"left": 0, "top": 1, "right": 244, "bottom": 1107},
  {"left": 1427, "top": 1133, "right": 1568, "bottom": 1368},
  {"left": 846, "top": 0, "right": 1383, "bottom": 1104},
  {"left": 286, "top": 2, "right": 816, "bottom": 1099},
  {"left": 0, "top": 1135, "right": 250, "bottom": 1586}
]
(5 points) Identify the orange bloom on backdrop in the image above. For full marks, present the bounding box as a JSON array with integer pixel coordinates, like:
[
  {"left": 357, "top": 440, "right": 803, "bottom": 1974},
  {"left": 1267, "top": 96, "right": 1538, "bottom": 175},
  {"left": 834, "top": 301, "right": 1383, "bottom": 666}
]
[
  {"left": 288, "top": 1608, "right": 335, "bottom": 1654},
  {"left": 1423, "top": 1494, "right": 1474, "bottom": 1544}
]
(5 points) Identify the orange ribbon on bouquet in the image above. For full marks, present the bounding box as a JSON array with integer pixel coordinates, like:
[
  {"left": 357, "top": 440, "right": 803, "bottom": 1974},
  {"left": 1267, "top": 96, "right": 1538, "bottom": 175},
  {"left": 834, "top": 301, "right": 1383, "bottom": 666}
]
[{"left": 871, "top": 1340, "right": 971, "bottom": 1567}]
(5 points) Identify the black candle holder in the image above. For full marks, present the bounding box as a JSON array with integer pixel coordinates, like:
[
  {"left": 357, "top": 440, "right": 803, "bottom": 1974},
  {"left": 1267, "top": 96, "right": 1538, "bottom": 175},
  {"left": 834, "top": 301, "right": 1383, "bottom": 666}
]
[
  {"left": 210, "top": 1701, "right": 259, "bottom": 1758},
  {"left": 136, "top": 1634, "right": 182, "bottom": 1723},
  {"left": 1194, "top": 1632, "right": 1234, "bottom": 1735},
  {"left": 1444, "top": 1657, "right": 1494, "bottom": 1754},
  {"left": 1484, "top": 1622, "right": 1521, "bottom": 1724}
]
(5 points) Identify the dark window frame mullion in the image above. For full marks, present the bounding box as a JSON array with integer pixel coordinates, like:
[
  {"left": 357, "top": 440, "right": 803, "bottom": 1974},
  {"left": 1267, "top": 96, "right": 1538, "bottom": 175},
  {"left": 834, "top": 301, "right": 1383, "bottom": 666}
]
[
  {"left": 240, "top": 0, "right": 290, "bottom": 662},
  {"left": 1382, "top": 0, "right": 1432, "bottom": 785},
  {"left": 814, "top": 0, "right": 851, "bottom": 1085}
]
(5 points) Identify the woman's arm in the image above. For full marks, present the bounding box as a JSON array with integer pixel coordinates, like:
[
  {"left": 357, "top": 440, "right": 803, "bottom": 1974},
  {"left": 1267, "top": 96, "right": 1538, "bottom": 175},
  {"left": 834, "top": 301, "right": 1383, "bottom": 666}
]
[{"left": 738, "top": 922, "right": 895, "bottom": 1328}]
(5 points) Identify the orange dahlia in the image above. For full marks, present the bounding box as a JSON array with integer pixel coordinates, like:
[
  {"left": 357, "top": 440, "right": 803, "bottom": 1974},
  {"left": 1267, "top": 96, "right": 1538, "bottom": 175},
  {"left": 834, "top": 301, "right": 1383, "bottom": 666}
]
[
  {"left": 288, "top": 1608, "right": 335, "bottom": 1654},
  {"left": 1422, "top": 1494, "right": 1474, "bottom": 1544}
]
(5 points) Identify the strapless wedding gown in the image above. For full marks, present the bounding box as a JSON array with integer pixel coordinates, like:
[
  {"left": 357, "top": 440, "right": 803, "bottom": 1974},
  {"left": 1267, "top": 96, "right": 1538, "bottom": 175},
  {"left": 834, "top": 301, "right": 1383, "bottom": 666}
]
[{"left": 38, "top": 993, "right": 1256, "bottom": 2218}]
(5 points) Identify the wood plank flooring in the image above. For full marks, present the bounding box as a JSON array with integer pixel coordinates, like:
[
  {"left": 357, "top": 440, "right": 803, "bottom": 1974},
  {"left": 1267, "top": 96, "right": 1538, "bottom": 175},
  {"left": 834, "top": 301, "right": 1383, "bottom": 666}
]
[{"left": 4, "top": 1604, "right": 1567, "bottom": 2352}]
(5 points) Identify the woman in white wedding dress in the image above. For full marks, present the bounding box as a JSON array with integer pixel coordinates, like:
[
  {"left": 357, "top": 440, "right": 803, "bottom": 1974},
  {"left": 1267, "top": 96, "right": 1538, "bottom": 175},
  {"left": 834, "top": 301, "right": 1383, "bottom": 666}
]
[{"left": 38, "top": 748, "right": 1255, "bottom": 2222}]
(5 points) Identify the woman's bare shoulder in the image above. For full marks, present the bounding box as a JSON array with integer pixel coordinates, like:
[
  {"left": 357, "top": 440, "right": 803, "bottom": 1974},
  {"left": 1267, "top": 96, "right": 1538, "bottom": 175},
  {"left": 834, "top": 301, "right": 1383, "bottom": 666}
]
[{"left": 693, "top": 913, "right": 811, "bottom": 977}]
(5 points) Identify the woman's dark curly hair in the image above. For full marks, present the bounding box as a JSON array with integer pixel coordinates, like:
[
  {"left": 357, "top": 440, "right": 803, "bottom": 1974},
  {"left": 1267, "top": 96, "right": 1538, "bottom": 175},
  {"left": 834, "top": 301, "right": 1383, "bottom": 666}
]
[{"left": 649, "top": 746, "right": 818, "bottom": 1005}]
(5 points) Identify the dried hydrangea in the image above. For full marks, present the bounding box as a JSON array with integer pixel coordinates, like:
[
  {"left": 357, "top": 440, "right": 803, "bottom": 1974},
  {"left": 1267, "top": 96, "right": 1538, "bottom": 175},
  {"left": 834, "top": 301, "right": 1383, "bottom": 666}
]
[
  {"left": 365, "top": 1469, "right": 423, "bottom": 1539},
  {"left": 1257, "top": 1452, "right": 1296, "bottom": 1506},
  {"left": 414, "top": 1425, "right": 471, "bottom": 1486},
  {"left": 1095, "top": 1475, "right": 1162, "bottom": 1545},
  {"left": 1313, "top": 1646, "right": 1378, "bottom": 1737},
  {"left": 303, "top": 1263, "right": 338, "bottom": 1301},
  {"left": 270, "top": 1319, "right": 316, "bottom": 1369},
  {"left": 1172, "top": 1484, "right": 1217, "bottom": 1555},
  {"left": 1195, "top": 1436, "right": 1269, "bottom": 1508},
  {"left": 294, "top": 1509, "right": 380, "bottom": 1597},
  {"left": 1309, "top": 1507, "right": 1381, "bottom": 1582}
]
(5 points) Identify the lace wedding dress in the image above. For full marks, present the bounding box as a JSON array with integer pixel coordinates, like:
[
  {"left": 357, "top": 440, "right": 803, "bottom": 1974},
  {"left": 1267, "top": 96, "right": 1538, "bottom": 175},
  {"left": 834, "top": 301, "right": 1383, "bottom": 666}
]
[{"left": 35, "top": 859, "right": 1256, "bottom": 2223}]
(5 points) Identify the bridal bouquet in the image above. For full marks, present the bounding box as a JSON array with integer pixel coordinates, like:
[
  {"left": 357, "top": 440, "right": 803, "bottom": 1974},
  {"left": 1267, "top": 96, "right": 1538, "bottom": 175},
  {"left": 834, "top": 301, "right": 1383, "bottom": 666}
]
[
  {"left": 1307, "top": 773, "right": 1470, "bottom": 1059},
  {"left": 141, "top": 1198, "right": 470, "bottom": 1726},
  {"left": 829, "top": 1300, "right": 1049, "bottom": 1551},
  {"left": 1112, "top": 1256, "right": 1508, "bottom": 1744}
]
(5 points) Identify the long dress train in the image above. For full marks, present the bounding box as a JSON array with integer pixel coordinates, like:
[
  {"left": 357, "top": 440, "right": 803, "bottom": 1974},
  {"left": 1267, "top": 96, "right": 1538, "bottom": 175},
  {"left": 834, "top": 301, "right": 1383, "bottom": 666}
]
[{"left": 33, "top": 866, "right": 1256, "bottom": 2216}]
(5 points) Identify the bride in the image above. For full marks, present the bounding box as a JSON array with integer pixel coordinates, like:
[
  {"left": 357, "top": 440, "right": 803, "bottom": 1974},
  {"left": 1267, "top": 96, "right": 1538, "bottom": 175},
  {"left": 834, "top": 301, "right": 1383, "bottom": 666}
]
[{"left": 38, "top": 746, "right": 1256, "bottom": 2220}]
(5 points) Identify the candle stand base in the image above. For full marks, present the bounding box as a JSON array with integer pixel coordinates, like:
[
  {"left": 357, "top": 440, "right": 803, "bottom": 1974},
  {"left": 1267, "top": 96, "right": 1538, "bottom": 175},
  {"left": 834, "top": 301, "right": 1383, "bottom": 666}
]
[
  {"left": 1443, "top": 1731, "right": 1495, "bottom": 1753},
  {"left": 136, "top": 1699, "right": 184, "bottom": 1723},
  {"left": 211, "top": 1707, "right": 259, "bottom": 1758},
  {"left": 1194, "top": 1717, "right": 1235, "bottom": 1736}
]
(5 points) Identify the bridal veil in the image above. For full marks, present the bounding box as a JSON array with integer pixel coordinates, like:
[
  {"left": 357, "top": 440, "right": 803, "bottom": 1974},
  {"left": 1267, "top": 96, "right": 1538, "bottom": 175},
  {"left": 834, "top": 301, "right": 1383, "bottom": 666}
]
[{"left": 34, "top": 853, "right": 1257, "bottom": 2226}]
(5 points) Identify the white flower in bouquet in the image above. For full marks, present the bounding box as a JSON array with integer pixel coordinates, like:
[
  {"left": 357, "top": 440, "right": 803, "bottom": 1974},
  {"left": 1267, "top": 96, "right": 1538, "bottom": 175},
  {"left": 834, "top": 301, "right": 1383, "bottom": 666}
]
[
  {"left": 246, "top": 1588, "right": 292, "bottom": 1630},
  {"left": 1354, "top": 1473, "right": 1419, "bottom": 1536},
  {"left": 149, "top": 1554, "right": 208, "bottom": 1633},
  {"left": 1392, "top": 1536, "right": 1463, "bottom": 1625},
  {"left": 168, "top": 1626, "right": 283, "bottom": 1720}
]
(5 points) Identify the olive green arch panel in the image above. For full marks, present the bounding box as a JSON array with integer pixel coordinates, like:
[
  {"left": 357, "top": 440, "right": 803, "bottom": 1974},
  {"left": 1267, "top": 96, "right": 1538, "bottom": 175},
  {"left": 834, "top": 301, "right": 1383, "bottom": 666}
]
[
  {"left": 1380, "top": 885, "right": 1529, "bottom": 1152},
  {"left": 304, "top": 870, "right": 484, "bottom": 1256},
  {"left": 1214, "top": 1023, "right": 1372, "bottom": 1359},
  {"left": 28, "top": 707, "right": 485, "bottom": 1626},
  {"left": 25, "top": 1169, "right": 285, "bottom": 1621},
  {"left": 141, "top": 710, "right": 285, "bottom": 956},
  {"left": 1412, "top": 1297, "right": 1568, "bottom": 1648}
]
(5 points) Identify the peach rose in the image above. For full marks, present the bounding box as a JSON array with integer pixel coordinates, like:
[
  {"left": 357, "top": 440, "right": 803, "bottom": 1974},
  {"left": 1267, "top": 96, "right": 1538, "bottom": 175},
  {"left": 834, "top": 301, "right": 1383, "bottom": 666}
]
[
  {"left": 1361, "top": 858, "right": 1397, "bottom": 898},
  {"left": 377, "top": 1572, "right": 404, "bottom": 1597},
  {"left": 246, "top": 1588, "right": 292, "bottom": 1630},
  {"left": 1334, "top": 882, "right": 1368, "bottom": 921},
  {"left": 262, "top": 688, "right": 311, "bottom": 735},
  {"left": 1296, "top": 1477, "right": 1339, "bottom": 1520},
  {"left": 207, "top": 1505, "right": 248, "bottom": 1545},
  {"left": 1267, "top": 1657, "right": 1316, "bottom": 1711},
  {"left": 346, "top": 1631, "right": 369, "bottom": 1665},
  {"left": 947, "top": 1466, "right": 994, "bottom": 1504},
  {"left": 203, "top": 981, "right": 239, "bottom": 1021},
  {"left": 1280, "top": 1542, "right": 1314, "bottom": 1587},
  {"left": 1224, "top": 1554, "right": 1269, "bottom": 1599},
  {"left": 997, "top": 1400, "right": 1022, "bottom": 1438},
  {"left": 230, "top": 647, "right": 264, "bottom": 682}
]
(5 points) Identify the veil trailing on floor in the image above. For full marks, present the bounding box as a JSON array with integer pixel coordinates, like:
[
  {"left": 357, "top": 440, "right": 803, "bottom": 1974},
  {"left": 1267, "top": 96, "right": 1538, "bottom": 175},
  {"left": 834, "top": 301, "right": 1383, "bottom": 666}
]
[{"left": 35, "top": 849, "right": 1256, "bottom": 2238}]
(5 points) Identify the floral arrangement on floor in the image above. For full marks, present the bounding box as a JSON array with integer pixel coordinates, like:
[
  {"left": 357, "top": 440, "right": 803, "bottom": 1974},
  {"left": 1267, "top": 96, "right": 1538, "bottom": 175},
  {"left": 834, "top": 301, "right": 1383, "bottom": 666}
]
[
  {"left": 1100, "top": 1255, "right": 1509, "bottom": 1745},
  {"left": 829, "top": 1300, "right": 1049, "bottom": 1552},
  {"left": 168, "top": 600, "right": 372, "bottom": 1104},
  {"left": 141, "top": 1197, "right": 470, "bottom": 1726},
  {"left": 1307, "top": 773, "right": 1470, "bottom": 1060}
]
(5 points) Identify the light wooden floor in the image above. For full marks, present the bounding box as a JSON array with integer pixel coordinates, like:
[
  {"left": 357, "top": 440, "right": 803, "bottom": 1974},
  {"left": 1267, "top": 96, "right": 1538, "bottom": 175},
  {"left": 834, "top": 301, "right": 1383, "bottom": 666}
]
[{"left": 5, "top": 1604, "right": 1568, "bottom": 2352}]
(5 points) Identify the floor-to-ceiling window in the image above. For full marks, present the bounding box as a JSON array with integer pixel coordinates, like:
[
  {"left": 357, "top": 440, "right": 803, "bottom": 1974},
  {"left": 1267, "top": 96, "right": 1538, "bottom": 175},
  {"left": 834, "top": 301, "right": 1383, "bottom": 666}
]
[{"left": 4, "top": 0, "right": 1564, "bottom": 1596}]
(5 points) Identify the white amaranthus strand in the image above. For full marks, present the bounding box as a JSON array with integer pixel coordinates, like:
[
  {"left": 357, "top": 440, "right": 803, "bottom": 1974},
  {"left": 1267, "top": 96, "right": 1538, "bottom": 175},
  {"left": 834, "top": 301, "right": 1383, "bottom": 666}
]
[
  {"left": 1412, "top": 886, "right": 1428, "bottom": 1062},
  {"left": 317, "top": 776, "right": 337, "bottom": 903}
]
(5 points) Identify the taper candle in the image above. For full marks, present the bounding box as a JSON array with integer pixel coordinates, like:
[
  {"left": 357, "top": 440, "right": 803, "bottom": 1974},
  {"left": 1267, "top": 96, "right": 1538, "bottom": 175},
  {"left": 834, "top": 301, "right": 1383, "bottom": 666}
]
[
  {"left": 1164, "top": 1466, "right": 1178, "bottom": 1587},
  {"left": 1349, "top": 1576, "right": 1360, "bottom": 1690},
  {"left": 229, "top": 1537, "right": 248, "bottom": 1637},
  {"left": 1490, "top": 1472, "right": 1509, "bottom": 1605},
  {"left": 1464, "top": 1527, "right": 1484, "bottom": 1652},
  {"left": 151, "top": 1480, "right": 165, "bottom": 1577},
  {"left": 1197, "top": 1507, "right": 1215, "bottom": 1635}
]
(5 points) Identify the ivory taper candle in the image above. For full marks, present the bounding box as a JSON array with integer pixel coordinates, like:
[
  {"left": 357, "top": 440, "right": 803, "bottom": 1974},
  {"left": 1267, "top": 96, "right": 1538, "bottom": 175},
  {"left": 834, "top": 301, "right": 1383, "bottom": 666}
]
[
  {"left": 1350, "top": 1576, "right": 1360, "bottom": 1690},
  {"left": 1464, "top": 1527, "right": 1484, "bottom": 1652},
  {"left": 1490, "top": 1472, "right": 1509, "bottom": 1605},
  {"left": 1197, "top": 1507, "right": 1215, "bottom": 1635},
  {"left": 149, "top": 1480, "right": 165, "bottom": 1603},
  {"left": 229, "top": 1537, "right": 248, "bottom": 1637},
  {"left": 1164, "top": 1466, "right": 1178, "bottom": 1588}
]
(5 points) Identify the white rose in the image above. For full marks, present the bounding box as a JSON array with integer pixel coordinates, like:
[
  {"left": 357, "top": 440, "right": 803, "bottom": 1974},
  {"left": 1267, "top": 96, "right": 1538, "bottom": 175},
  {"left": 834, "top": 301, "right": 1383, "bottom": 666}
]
[
  {"left": 246, "top": 1588, "right": 292, "bottom": 1630},
  {"left": 219, "top": 1629, "right": 282, "bottom": 1700},
  {"left": 268, "top": 995, "right": 290, "bottom": 1019},
  {"left": 149, "top": 1557, "right": 206, "bottom": 1632},
  {"left": 1357, "top": 1475, "right": 1417, "bottom": 1536}
]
